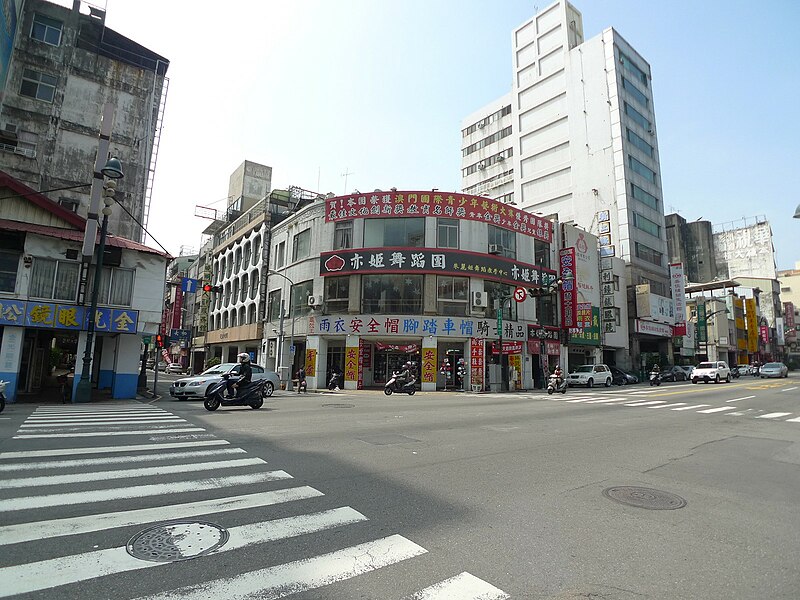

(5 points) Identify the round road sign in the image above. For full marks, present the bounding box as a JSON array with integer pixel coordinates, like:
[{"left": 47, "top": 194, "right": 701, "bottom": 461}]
[{"left": 513, "top": 287, "right": 527, "bottom": 302}]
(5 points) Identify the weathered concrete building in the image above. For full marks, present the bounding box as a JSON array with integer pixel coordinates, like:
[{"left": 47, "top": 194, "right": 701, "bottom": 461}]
[
  {"left": 0, "top": 0, "right": 169, "bottom": 242},
  {"left": 665, "top": 213, "right": 718, "bottom": 283}
]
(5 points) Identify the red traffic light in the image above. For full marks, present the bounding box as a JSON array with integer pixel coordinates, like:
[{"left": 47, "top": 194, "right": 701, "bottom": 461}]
[
  {"left": 202, "top": 284, "right": 222, "bottom": 293},
  {"left": 155, "top": 334, "right": 164, "bottom": 348}
]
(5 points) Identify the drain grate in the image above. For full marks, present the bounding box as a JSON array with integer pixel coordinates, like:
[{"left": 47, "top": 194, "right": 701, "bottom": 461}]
[
  {"left": 127, "top": 520, "right": 229, "bottom": 562},
  {"left": 602, "top": 486, "right": 687, "bottom": 510},
  {"left": 322, "top": 403, "right": 355, "bottom": 408}
]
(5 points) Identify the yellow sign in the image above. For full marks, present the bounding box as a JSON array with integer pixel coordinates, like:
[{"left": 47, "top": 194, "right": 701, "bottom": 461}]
[
  {"left": 305, "top": 349, "right": 317, "bottom": 377},
  {"left": 508, "top": 354, "right": 522, "bottom": 387},
  {"left": 422, "top": 347, "right": 437, "bottom": 385},
  {"left": 344, "top": 345, "right": 359, "bottom": 382},
  {"left": 745, "top": 298, "right": 758, "bottom": 353}
]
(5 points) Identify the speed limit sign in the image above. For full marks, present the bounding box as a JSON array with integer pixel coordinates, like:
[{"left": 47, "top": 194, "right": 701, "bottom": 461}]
[{"left": 513, "top": 287, "right": 527, "bottom": 303}]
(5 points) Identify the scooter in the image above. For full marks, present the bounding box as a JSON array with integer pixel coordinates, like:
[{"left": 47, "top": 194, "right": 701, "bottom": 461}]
[
  {"left": 731, "top": 367, "right": 740, "bottom": 379},
  {"left": 204, "top": 373, "right": 267, "bottom": 411},
  {"left": 547, "top": 374, "right": 567, "bottom": 395},
  {"left": 384, "top": 373, "right": 416, "bottom": 396},
  {"left": 0, "top": 380, "right": 6, "bottom": 413},
  {"left": 649, "top": 371, "right": 662, "bottom": 386}
]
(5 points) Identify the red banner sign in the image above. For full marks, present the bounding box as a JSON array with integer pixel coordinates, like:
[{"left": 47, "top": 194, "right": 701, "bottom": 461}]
[
  {"left": 559, "top": 247, "right": 577, "bottom": 328},
  {"left": 325, "top": 190, "right": 553, "bottom": 243},
  {"left": 760, "top": 325, "right": 769, "bottom": 344},
  {"left": 374, "top": 342, "right": 420, "bottom": 352},
  {"left": 490, "top": 341, "right": 523, "bottom": 354}
]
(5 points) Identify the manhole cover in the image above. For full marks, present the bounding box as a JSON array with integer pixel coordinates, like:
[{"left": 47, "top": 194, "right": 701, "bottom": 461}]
[
  {"left": 322, "top": 403, "right": 355, "bottom": 408},
  {"left": 126, "top": 520, "right": 229, "bottom": 562},
  {"left": 602, "top": 486, "right": 687, "bottom": 510}
]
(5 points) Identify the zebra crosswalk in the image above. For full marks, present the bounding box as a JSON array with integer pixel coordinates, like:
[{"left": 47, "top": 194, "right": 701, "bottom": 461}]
[{"left": 0, "top": 403, "right": 508, "bottom": 599}]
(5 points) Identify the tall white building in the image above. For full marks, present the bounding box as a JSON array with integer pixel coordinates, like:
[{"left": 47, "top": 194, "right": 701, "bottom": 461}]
[{"left": 461, "top": 0, "right": 671, "bottom": 369}]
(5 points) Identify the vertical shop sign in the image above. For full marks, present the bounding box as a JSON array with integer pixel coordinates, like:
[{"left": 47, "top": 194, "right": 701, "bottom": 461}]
[
  {"left": 344, "top": 343, "right": 359, "bottom": 384},
  {"left": 470, "top": 337, "right": 484, "bottom": 390},
  {"left": 759, "top": 325, "right": 769, "bottom": 344},
  {"left": 559, "top": 247, "right": 577, "bottom": 328},
  {"left": 422, "top": 347, "right": 437, "bottom": 384},
  {"left": 745, "top": 298, "right": 758, "bottom": 353},
  {"left": 670, "top": 263, "right": 687, "bottom": 336},
  {"left": 304, "top": 349, "right": 317, "bottom": 377},
  {"left": 508, "top": 353, "right": 522, "bottom": 388},
  {"left": 357, "top": 339, "right": 366, "bottom": 389}
]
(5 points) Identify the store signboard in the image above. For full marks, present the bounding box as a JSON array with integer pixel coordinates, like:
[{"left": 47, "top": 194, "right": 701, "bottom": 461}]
[{"left": 670, "top": 263, "right": 687, "bottom": 336}]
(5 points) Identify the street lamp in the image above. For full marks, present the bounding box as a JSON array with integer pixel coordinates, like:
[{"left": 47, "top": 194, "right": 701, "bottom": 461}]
[
  {"left": 268, "top": 270, "right": 297, "bottom": 391},
  {"left": 74, "top": 158, "right": 124, "bottom": 403}
]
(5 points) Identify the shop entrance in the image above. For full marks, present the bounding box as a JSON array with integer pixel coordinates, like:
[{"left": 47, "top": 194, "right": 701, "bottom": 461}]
[{"left": 438, "top": 343, "right": 466, "bottom": 390}]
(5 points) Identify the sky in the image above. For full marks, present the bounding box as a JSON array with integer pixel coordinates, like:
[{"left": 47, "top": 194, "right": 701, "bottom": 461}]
[{"left": 101, "top": 0, "right": 800, "bottom": 271}]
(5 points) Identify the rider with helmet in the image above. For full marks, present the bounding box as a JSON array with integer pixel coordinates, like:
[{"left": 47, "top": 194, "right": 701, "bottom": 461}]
[
  {"left": 396, "top": 361, "right": 415, "bottom": 387},
  {"left": 553, "top": 364, "right": 563, "bottom": 386},
  {"left": 226, "top": 352, "right": 252, "bottom": 397}
]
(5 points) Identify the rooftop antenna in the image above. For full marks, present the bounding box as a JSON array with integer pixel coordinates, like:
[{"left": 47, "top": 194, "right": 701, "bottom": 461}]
[{"left": 341, "top": 167, "right": 354, "bottom": 194}]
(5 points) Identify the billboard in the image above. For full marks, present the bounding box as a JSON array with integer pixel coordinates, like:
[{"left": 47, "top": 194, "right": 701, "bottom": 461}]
[
  {"left": 713, "top": 221, "right": 776, "bottom": 279},
  {"left": 670, "top": 263, "right": 687, "bottom": 336},
  {"left": 559, "top": 247, "right": 577, "bottom": 328},
  {"left": 563, "top": 224, "right": 600, "bottom": 308},
  {"left": 635, "top": 285, "right": 675, "bottom": 324}
]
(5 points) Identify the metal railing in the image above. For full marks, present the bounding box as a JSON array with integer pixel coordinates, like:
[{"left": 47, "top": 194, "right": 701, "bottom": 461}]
[{"left": 0, "top": 143, "right": 35, "bottom": 158}]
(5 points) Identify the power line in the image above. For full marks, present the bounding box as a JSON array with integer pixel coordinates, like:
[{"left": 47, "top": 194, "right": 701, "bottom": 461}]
[
  {"left": 112, "top": 198, "right": 170, "bottom": 255},
  {"left": 0, "top": 182, "right": 90, "bottom": 201}
]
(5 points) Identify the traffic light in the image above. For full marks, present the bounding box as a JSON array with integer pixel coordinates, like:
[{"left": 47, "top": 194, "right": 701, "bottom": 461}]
[
  {"left": 155, "top": 334, "right": 164, "bottom": 348},
  {"left": 202, "top": 283, "right": 223, "bottom": 293}
]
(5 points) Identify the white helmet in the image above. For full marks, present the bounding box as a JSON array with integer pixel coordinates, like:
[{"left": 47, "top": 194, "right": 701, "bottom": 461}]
[{"left": 237, "top": 352, "right": 250, "bottom": 363}]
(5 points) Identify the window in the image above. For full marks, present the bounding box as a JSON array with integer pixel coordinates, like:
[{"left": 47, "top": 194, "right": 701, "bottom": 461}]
[
  {"left": 485, "top": 281, "right": 517, "bottom": 321},
  {"left": 20, "top": 69, "right": 57, "bottom": 102},
  {"left": 361, "top": 274, "right": 423, "bottom": 314},
  {"left": 232, "top": 278, "right": 240, "bottom": 304},
  {"left": 488, "top": 224, "right": 516, "bottom": 259},
  {"left": 275, "top": 241, "right": 285, "bottom": 268},
  {"left": 250, "top": 269, "right": 259, "bottom": 299},
  {"left": 238, "top": 306, "right": 246, "bottom": 325},
  {"left": 225, "top": 255, "right": 233, "bottom": 278},
  {"left": 614, "top": 307, "right": 622, "bottom": 326},
  {"left": 629, "top": 156, "right": 656, "bottom": 183},
  {"left": 88, "top": 266, "right": 134, "bottom": 306},
  {"left": 290, "top": 279, "right": 314, "bottom": 316},
  {"left": 437, "top": 218, "right": 459, "bottom": 249},
  {"left": 619, "top": 51, "right": 648, "bottom": 87},
  {"left": 325, "top": 276, "right": 350, "bottom": 313},
  {"left": 621, "top": 77, "right": 648, "bottom": 107},
  {"left": 624, "top": 102, "right": 650, "bottom": 130},
  {"left": 632, "top": 212, "right": 660, "bottom": 237},
  {"left": 230, "top": 309, "right": 237, "bottom": 327},
  {"left": 224, "top": 282, "right": 231, "bottom": 307},
  {"left": 640, "top": 277, "right": 666, "bottom": 296},
  {"left": 267, "top": 289, "right": 282, "bottom": 321},
  {"left": 631, "top": 183, "right": 658, "bottom": 209},
  {"left": 364, "top": 218, "right": 424, "bottom": 247},
  {"left": 613, "top": 275, "right": 620, "bottom": 292},
  {"left": 462, "top": 126, "right": 513, "bottom": 157},
  {"left": 242, "top": 243, "right": 251, "bottom": 267},
  {"left": 241, "top": 273, "right": 249, "bottom": 302},
  {"left": 252, "top": 236, "right": 261, "bottom": 265},
  {"left": 534, "top": 239, "right": 550, "bottom": 269},
  {"left": 635, "top": 242, "right": 663, "bottom": 267},
  {"left": 30, "top": 258, "right": 79, "bottom": 301},
  {"left": 247, "top": 303, "right": 257, "bottom": 324},
  {"left": 334, "top": 221, "right": 353, "bottom": 250},
  {"left": 436, "top": 276, "right": 468, "bottom": 316},
  {"left": 30, "top": 13, "right": 63, "bottom": 46},
  {"left": 0, "top": 250, "right": 19, "bottom": 293},
  {"left": 234, "top": 248, "right": 242, "bottom": 272},
  {"left": 292, "top": 229, "right": 311, "bottom": 262},
  {"left": 627, "top": 128, "right": 653, "bottom": 157}
]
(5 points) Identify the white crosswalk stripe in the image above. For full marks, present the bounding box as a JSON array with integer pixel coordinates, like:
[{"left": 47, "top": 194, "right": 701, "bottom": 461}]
[
  {"left": 756, "top": 412, "right": 792, "bottom": 419},
  {"left": 0, "top": 404, "right": 508, "bottom": 599},
  {"left": 697, "top": 406, "right": 737, "bottom": 414}
]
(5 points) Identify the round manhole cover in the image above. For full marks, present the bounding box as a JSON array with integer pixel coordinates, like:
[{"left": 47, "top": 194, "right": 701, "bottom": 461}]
[
  {"left": 602, "top": 486, "right": 687, "bottom": 510},
  {"left": 127, "top": 520, "right": 229, "bottom": 562},
  {"left": 322, "top": 403, "right": 355, "bottom": 408}
]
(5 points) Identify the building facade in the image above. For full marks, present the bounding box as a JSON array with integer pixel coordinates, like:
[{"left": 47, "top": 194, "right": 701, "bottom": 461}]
[
  {"left": 0, "top": 0, "right": 169, "bottom": 242},
  {"left": 665, "top": 213, "right": 718, "bottom": 283},
  {"left": 777, "top": 263, "right": 799, "bottom": 364},
  {"left": 461, "top": 0, "right": 670, "bottom": 370}
]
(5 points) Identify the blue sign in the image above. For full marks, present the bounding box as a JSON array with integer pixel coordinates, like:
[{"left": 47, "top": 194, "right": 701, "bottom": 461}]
[
  {"left": 0, "top": 300, "right": 138, "bottom": 333},
  {"left": 170, "top": 328, "right": 191, "bottom": 342},
  {"left": 181, "top": 278, "right": 199, "bottom": 293}
]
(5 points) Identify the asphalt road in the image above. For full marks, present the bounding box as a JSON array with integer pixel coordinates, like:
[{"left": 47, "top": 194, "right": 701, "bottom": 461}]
[{"left": 0, "top": 375, "right": 798, "bottom": 599}]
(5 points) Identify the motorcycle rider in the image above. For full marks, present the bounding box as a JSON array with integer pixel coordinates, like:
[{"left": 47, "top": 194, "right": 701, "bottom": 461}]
[
  {"left": 651, "top": 363, "right": 661, "bottom": 382},
  {"left": 395, "top": 361, "right": 415, "bottom": 389},
  {"left": 226, "top": 352, "right": 252, "bottom": 398},
  {"left": 552, "top": 365, "right": 564, "bottom": 388}
]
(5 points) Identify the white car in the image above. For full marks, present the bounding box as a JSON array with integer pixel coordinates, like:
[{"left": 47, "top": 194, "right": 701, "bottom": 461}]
[
  {"left": 170, "top": 363, "right": 278, "bottom": 399},
  {"left": 691, "top": 361, "right": 731, "bottom": 384},
  {"left": 567, "top": 364, "right": 613, "bottom": 388}
]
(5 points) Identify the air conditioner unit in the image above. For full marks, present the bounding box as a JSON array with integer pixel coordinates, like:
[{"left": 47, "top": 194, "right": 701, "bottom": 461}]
[
  {"left": 307, "top": 294, "right": 323, "bottom": 308},
  {"left": 472, "top": 291, "right": 487, "bottom": 308},
  {"left": 4, "top": 123, "right": 18, "bottom": 134},
  {"left": 488, "top": 244, "right": 502, "bottom": 255},
  {"left": 497, "top": 155, "right": 505, "bottom": 162},
  {"left": 477, "top": 162, "right": 486, "bottom": 170},
  {"left": 478, "top": 121, "right": 486, "bottom": 129}
]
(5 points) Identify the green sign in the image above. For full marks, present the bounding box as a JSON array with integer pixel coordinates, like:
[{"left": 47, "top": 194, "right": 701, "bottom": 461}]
[
  {"left": 142, "top": 336, "right": 152, "bottom": 344},
  {"left": 569, "top": 306, "right": 601, "bottom": 346},
  {"left": 697, "top": 303, "right": 707, "bottom": 343}
]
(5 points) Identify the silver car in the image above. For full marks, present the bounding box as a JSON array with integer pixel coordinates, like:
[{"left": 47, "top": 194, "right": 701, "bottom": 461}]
[
  {"left": 759, "top": 362, "right": 789, "bottom": 378},
  {"left": 170, "top": 363, "right": 278, "bottom": 399}
]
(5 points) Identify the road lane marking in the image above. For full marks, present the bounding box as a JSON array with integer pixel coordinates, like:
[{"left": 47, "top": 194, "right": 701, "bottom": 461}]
[
  {"left": 782, "top": 387, "right": 798, "bottom": 392},
  {"left": 14, "top": 427, "right": 205, "bottom": 439},
  {"left": 406, "top": 572, "right": 509, "bottom": 599},
  {"left": 624, "top": 400, "right": 666, "bottom": 407},
  {"left": 0, "top": 448, "right": 245, "bottom": 472},
  {"left": 566, "top": 399, "right": 594, "bottom": 403},
  {"left": 672, "top": 404, "right": 710, "bottom": 411},
  {"left": 0, "top": 486, "right": 324, "bottom": 546},
  {"left": 131, "top": 535, "right": 427, "bottom": 600},
  {"left": 630, "top": 389, "right": 659, "bottom": 395},
  {"left": 20, "top": 418, "right": 185, "bottom": 427},
  {"left": 30, "top": 411, "right": 169, "bottom": 417},
  {"left": 697, "top": 406, "right": 737, "bottom": 414},
  {"left": 650, "top": 403, "right": 687, "bottom": 409},
  {"left": 0, "top": 440, "right": 228, "bottom": 460},
  {"left": 0, "top": 507, "right": 369, "bottom": 598},
  {"left": 786, "top": 417, "right": 800, "bottom": 423},
  {"left": 756, "top": 412, "right": 792, "bottom": 419},
  {"left": 0, "top": 471, "right": 292, "bottom": 512},
  {"left": 1, "top": 457, "right": 266, "bottom": 489},
  {"left": 726, "top": 396, "right": 755, "bottom": 403},
  {"left": 585, "top": 398, "right": 628, "bottom": 404}
]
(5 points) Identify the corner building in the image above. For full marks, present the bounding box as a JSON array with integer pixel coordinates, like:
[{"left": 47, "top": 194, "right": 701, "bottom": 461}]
[
  {"left": 266, "top": 190, "right": 559, "bottom": 392},
  {"left": 462, "top": 0, "right": 671, "bottom": 370}
]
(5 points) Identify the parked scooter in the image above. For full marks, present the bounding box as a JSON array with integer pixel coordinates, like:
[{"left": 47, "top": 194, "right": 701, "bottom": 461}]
[
  {"left": 649, "top": 371, "right": 662, "bottom": 386},
  {"left": 547, "top": 374, "right": 567, "bottom": 395},
  {"left": 0, "top": 380, "right": 6, "bottom": 413},
  {"left": 731, "top": 367, "right": 740, "bottom": 379},
  {"left": 204, "top": 373, "right": 267, "bottom": 411},
  {"left": 384, "top": 373, "right": 416, "bottom": 395}
]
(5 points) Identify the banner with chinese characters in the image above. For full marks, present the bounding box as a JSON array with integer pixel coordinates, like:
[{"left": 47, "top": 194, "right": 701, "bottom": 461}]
[
  {"left": 559, "top": 247, "right": 577, "bottom": 328},
  {"left": 759, "top": 325, "right": 769, "bottom": 344},
  {"left": 320, "top": 248, "right": 558, "bottom": 289},
  {"left": 669, "top": 263, "right": 687, "bottom": 336},
  {"left": 527, "top": 324, "right": 560, "bottom": 341},
  {"left": 304, "top": 349, "right": 317, "bottom": 377},
  {"left": 508, "top": 353, "right": 522, "bottom": 388},
  {"left": 569, "top": 306, "right": 601, "bottom": 345},
  {"left": 422, "top": 347, "right": 437, "bottom": 385},
  {"left": 784, "top": 302, "right": 795, "bottom": 331},
  {"left": 489, "top": 341, "right": 523, "bottom": 354},
  {"left": 308, "top": 315, "right": 528, "bottom": 341},
  {"left": 357, "top": 339, "right": 366, "bottom": 389},
  {"left": 0, "top": 299, "right": 139, "bottom": 333},
  {"left": 344, "top": 344, "right": 359, "bottom": 384},
  {"left": 745, "top": 298, "right": 758, "bottom": 353},
  {"left": 325, "top": 191, "right": 553, "bottom": 243},
  {"left": 470, "top": 338, "right": 484, "bottom": 389}
]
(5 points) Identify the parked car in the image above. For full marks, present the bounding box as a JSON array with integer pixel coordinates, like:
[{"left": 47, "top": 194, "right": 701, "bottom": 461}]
[
  {"left": 609, "top": 365, "right": 638, "bottom": 385},
  {"left": 759, "top": 362, "right": 789, "bottom": 378},
  {"left": 146, "top": 358, "right": 155, "bottom": 369},
  {"left": 567, "top": 364, "right": 613, "bottom": 388},
  {"left": 660, "top": 366, "right": 688, "bottom": 382},
  {"left": 679, "top": 365, "right": 694, "bottom": 379},
  {"left": 170, "top": 363, "right": 279, "bottom": 399},
  {"left": 691, "top": 361, "right": 731, "bottom": 384}
]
